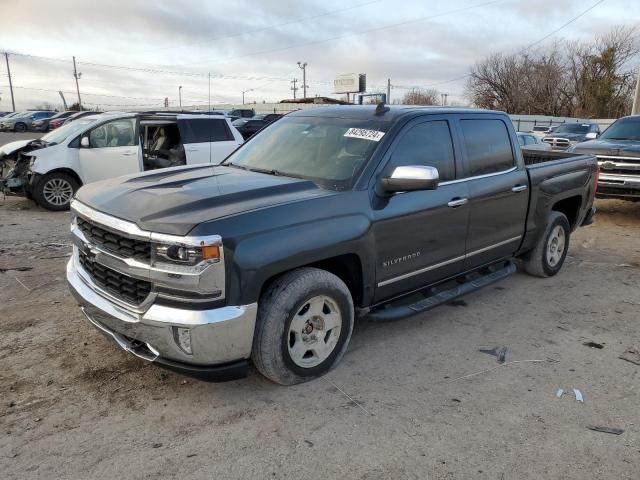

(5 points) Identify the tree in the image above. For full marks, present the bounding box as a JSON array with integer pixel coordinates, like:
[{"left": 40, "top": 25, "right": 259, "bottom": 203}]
[
  {"left": 465, "top": 26, "right": 639, "bottom": 117},
  {"left": 402, "top": 88, "right": 440, "bottom": 105},
  {"left": 69, "top": 102, "right": 82, "bottom": 111}
]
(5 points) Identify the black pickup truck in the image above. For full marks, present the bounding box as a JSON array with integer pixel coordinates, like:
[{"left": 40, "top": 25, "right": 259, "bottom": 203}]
[{"left": 67, "top": 106, "right": 598, "bottom": 385}]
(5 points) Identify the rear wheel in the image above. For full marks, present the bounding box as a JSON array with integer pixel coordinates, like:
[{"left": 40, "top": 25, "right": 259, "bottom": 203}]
[
  {"left": 523, "top": 211, "right": 570, "bottom": 277},
  {"left": 252, "top": 268, "right": 354, "bottom": 385},
  {"left": 33, "top": 172, "right": 79, "bottom": 211}
]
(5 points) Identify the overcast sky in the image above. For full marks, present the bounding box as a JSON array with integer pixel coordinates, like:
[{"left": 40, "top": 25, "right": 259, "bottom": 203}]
[{"left": 0, "top": 0, "right": 638, "bottom": 110}]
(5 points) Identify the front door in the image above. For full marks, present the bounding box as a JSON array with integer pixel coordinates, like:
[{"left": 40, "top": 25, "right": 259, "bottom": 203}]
[
  {"left": 372, "top": 118, "right": 470, "bottom": 302},
  {"left": 79, "top": 117, "right": 141, "bottom": 184},
  {"left": 458, "top": 117, "right": 529, "bottom": 269}
]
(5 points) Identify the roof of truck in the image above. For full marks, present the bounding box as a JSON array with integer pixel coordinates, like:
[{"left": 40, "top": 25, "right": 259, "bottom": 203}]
[{"left": 287, "top": 105, "right": 504, "bottom": 121}]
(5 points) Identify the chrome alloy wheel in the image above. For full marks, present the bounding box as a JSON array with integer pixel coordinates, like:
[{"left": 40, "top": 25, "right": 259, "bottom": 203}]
[
  {"left": 546, "top": 225, "right": 566, "bottom": 267},
  {"left": 287, "top": 295, "right": 342, "bottom": 368},
  {"left": 42, "top": 178, "right": 74, "bottom": 206}
]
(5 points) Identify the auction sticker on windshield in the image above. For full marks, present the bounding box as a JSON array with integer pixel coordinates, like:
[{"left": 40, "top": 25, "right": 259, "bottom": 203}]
[{"left": 344, "top": 128, "right": 385, "bottom": 142}]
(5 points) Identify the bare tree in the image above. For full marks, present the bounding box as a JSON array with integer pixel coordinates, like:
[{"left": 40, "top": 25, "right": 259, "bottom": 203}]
[
  {"left": 402, "top": 88, "right": 440, "bottom": 105},
  {"left": 465, "top": 26, "right": 639, "bottom": 117}
]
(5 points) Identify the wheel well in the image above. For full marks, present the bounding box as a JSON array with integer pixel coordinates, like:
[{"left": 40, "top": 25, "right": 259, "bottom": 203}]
[
  {"left": 260, "top": 254, "right": 364, "bottom": 307},
  {"left": 44, "top": 168, "right": 83, "bottom": 187},
  {"left": 551, "top": 196, "right": 581, "bottom": 229}
]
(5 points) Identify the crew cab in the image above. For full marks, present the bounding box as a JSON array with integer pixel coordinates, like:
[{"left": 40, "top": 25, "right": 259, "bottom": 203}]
[
  {"left": 0, "top": 112, "right": 243, "bottom": 210},
  {"left": 568, "top": 115, "right": 640, "bottom": 200},
  {"left": 67, "top": 106, "right": 598, "bottom": 385}
]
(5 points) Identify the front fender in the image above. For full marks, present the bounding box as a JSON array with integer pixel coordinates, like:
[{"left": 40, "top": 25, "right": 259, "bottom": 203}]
[{"left": 228, "top": 213, "right": 374, "bottom": 305}]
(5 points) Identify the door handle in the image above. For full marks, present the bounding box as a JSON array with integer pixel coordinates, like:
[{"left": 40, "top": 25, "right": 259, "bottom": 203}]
[
  {"left": 447, "top": 197, "right": 468, "bottom": 208},
  {"left": 185, "top": 148, "right": 198, "bottom": 152},
  {"left": 122, "top": 151, "right": 137, "bottom": 156},
  {"left": 511, "top": 184, "right": 528, "bottom": 193}
]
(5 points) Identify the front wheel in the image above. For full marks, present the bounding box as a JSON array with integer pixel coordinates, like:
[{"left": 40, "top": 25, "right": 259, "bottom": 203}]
[
  {"left": 33, "top": 172, "right": 79, "bottom": 211},
  {"left": 523, "top": 211, "right": 570, "bottom": 277},
  {"left": 14, "top": 122, "right": 27, "bottom": 132},
  {"left": 252, "top": 268, "right": 354, "bottom": 385}
]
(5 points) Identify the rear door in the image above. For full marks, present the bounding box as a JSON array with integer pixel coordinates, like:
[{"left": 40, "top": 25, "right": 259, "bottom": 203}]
[
  {"left": 78, "top": 117, "right": 142, "bottom": 184},
  {"left": 457, "top": 116, "right": 528, "bottom": 270},
  {"left": 372, "top": 116, "right": 470, "bottom": 301},
  {"left": 177, "top": 116, "right": 241, "bottom": 164}
]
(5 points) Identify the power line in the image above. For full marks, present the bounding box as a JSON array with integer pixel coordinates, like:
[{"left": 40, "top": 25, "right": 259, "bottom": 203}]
[{"left": 390, "top": 0, "right": 607, "bottom": 92}]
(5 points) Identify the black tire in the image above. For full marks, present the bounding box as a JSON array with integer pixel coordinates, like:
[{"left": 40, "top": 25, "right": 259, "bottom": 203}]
[
  {"left": 523, "top": 211, "right": 571, "bottom": 277},
  {"left": 14, "top": 122, "right": 27, "bottom": 132},
  {"left": 252, "top": 267, "right": 354, "bottom": 385},
  {"left": 33, "top": 172, "right": 79, "bottom": 211}
]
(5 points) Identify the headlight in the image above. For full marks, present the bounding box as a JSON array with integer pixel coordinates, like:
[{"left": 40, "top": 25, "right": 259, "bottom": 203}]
[{"left": 153, "top": 243, "right": 220, "bottom": 266}]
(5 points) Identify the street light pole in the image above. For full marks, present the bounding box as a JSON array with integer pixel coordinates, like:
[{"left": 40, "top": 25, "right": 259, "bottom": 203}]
[
  {"left": 632, "top": 67, "right": 640, "bottom": 115},
  {"left": 4, "top": 52, "right": 15, "bottom": 112},
  {"left": 178, "top": 86, "right": 182, "bottom": 109},
  {"left": 297, "top": 61, "right": 308, "bottom": 99},
  {"left": 73, "top": 56, "right": 82, "bottom": 110},
  {"left": 242, "top": 89, "right": 254, "bottom": 105}
]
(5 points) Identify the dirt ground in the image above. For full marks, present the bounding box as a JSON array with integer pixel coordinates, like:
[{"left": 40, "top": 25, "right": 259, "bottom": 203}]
[{"left": 0, "top": 193, "right": 639, "bottom": 480}]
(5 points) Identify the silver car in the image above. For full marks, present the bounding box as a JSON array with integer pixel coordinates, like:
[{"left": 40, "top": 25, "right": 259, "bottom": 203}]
[{"left": 517, "top": 132, "right": 552, "bottom": 151}]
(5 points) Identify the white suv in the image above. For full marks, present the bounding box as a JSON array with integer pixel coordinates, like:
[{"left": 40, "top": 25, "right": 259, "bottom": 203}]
[{"left": 0, "top": 113, "right": 244, "bottom": 210}]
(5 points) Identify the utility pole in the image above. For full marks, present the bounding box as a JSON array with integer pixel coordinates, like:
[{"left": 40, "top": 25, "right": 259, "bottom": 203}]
[
  {"left": 632, "top": 67, "right": 640, "bottom": 115},
  {"left": 4, "top": 52, "right": 15, "bottom": 112},
  {"left": 242, "top": 88, "right": 253, "bottom": 105},
  {"left": 290, "top": 78, "right": 298, "bottom": 100},
  {"left": 72, "top": 56, "right": 82, "bottom": 110},
  {"left": 386, "top": 78, "right": 391, "bottom": 104},
  {"left": 208, "top": 72, "right": 211, "bottom": 111},
  {"left": 297, "top": 61, "right": 308, "bottom": 99},
  {"left": 441, "top": 93, "right": 449, "bottom": 106},
  {"left": 178, "top": 85, "right": 182, "bottom": 109}
]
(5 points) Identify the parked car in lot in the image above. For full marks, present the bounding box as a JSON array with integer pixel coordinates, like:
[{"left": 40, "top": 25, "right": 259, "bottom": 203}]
[
  {"left": 0, "top": 110, "right": 57, "bottom": 132},
  {"left": 58, "top": 110, "right": 100, "bottom": 128},
  {"left": 233, "top": 114, "right": 283, "bottom": 139},
  {"left": 542, "top": 122, "right": 601, "bottom": 150},
  {"left": 227, "top": 108, "right": 255, "bottom": 119},
  {"left": 0, "top": 113, "right": 243, "bottom": 210},
  {"left": 517, "top": 132, "right": 552, "bottom": 151},
  {"left": 31, "top": 110, "right": 77, "bottom": 132},
  {"left": 66, "top": 105, "right": 598, "bottom": 384},
  {"left": 0, "top": 111, "right": 11, "bottom": 118},
  {"left": 568, "top": 114, "right": 640, "bottom": 200}
]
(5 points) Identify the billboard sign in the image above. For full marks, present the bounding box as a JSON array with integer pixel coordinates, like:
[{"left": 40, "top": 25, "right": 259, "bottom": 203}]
[{"left": 334, "top": 73, "right": 366, "bottom": 94}]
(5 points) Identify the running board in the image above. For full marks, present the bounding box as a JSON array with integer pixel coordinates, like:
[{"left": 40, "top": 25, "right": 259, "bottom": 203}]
[{"left": 367, "top": 261, "right": 516, "bottom": 322}]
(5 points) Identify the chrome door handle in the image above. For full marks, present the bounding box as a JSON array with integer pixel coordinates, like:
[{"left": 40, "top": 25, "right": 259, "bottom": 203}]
[
  {"left": 512, "top": 185, "right": 528, "bottom": 193},
  {"left": 447, "top": 198, "right": 468, "bottom": 208}
]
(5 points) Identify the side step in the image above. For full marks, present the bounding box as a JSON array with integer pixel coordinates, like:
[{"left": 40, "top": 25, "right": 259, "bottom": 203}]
[{"left": 367, "top": 261, "right": 516, "bottom": 322}]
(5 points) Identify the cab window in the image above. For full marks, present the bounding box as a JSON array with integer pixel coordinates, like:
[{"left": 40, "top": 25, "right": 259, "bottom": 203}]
[
  {"left": 460, "top": 119, "right": 515, "bottom": 176},
  {"left": 89, "top": 118, "right": 136, "bottom": 148}
]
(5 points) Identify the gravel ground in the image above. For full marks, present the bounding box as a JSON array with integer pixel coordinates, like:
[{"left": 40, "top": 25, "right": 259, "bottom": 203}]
[
  {"left": 0, "top": 193, "right": 639, "bottom": 479},
  {"left": 0, "top": 131, "right": 43, "bottom": 145}
]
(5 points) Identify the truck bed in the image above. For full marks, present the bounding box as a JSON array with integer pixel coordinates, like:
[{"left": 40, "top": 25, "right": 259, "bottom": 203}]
[{"left": 522, "top": 149, "right": 587, "bottom": 166}]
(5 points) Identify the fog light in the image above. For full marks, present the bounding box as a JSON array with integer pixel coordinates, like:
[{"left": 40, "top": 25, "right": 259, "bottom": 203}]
[{"left": 174, "top": 327, "right": 193, "bottom": 355}]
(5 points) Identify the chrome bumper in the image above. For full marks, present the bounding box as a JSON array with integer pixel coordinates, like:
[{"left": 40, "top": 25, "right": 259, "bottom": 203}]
[{"left": 67, "top": 257, "right": 257, "bottom": 367}]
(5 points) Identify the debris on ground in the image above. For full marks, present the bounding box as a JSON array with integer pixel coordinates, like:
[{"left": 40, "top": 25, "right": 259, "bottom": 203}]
[
  {"left": 556, "top": 388, "right": 564, "bottom": 398},
  {"left": 586, "top": 425, "right": 624, "bottom": 435},
  {"left": 583, "top": 341, "right": 604, "bottom": 349},
  {"left": 0, "top": 266, "right": 32, "bottom": 273},
  {"left": 573, "top": 389, "right": 584, "bottom": 402},
  {"left": 479, "top": 345, "right": 508, "bottom": 363},
  {"left": 619, "top": 347, "right": 640, "bottom": 366}
]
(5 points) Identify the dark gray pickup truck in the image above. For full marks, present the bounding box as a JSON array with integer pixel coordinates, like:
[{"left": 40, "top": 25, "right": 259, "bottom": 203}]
[{"left": 67, "top": 106, "right": 598, "bottom": 385}]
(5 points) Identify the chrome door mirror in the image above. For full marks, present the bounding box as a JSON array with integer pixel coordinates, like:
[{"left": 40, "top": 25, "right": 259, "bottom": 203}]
[
  {"left": 379, "top": 165, "right": 439, "bottom": 194},
  {"left": 80, "top": 136, "right": 90, "bottom": 148},
  {"left": 585, "top": 132, "right": 598, "bottom": 140}
]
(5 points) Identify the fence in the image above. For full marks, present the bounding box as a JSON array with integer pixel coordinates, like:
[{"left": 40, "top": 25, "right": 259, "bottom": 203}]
[{"left": 509, "top": 114, "right": 616, "bottom": 133}]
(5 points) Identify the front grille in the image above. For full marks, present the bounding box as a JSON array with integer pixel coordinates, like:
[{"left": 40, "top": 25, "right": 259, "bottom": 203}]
[
  {"left": 77, "top": 217, "right": 151, "bottom": 261},
  {"left": 79, "top": 250, "right": 152, "bottom": 305}
]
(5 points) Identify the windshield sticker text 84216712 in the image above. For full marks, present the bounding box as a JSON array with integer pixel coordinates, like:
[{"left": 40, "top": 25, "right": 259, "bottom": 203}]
[{"left": 343, "top": 128, "right": 385, "bottom": 142}]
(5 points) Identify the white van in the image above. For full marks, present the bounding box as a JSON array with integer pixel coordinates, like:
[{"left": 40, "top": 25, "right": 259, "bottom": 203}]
[{"left": 0, "top": 112, "right": 243, "bottom": 210}]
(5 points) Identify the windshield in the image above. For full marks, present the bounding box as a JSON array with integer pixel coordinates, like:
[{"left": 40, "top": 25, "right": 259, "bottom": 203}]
[
  {"left": 554, "top": 123, "right": 592, "bottom": 134},
  {"left": 223, "top": 116, "right": 389, "bottom": 190},
  {"left": 41, "top": 118, "right": 96, "bottom": 145},
  {"left": 600, "top": 118, "right": 640, "bottom": 141}
]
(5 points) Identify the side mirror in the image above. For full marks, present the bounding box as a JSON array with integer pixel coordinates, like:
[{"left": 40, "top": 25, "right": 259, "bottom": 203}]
[
  {"left": 80, "top": 136, "right": 90, "bottom": 148},
  {"left": 378, "top": 165, "right": 439, "bottom": 195},
  {"left": 585, "top": 132, "right": 598, "bottom": 140}
]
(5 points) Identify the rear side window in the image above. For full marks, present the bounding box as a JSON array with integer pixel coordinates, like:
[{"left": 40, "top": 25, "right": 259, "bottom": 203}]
[
  {"left": 389, "top": 120, "right": 456, "bottom": 181},
  {"left": 179, "top": 119, "right": 233, "bottom": 143},
  {"left": 460, "top": 119, "right": 515, "bottom": 176}
]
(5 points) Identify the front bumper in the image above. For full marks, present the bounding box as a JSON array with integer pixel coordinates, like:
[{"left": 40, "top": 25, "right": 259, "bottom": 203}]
[
  {"left": 67, "top": 256, "right": 258, "bottom": 381},
  {"left": 597, "top": 174, "right": 640, "bottom": 199}
]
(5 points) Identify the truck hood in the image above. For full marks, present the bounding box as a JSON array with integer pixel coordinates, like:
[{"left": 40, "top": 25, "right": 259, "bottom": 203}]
[
  {"left": 570, "top": 139, "right": 640, "bottom": 157},
  {"left": 75, "top": 165, "right": 333, "bottom": 236},
  {"left": 0, "top": 139, "right": 37, "bottom": 159}
]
